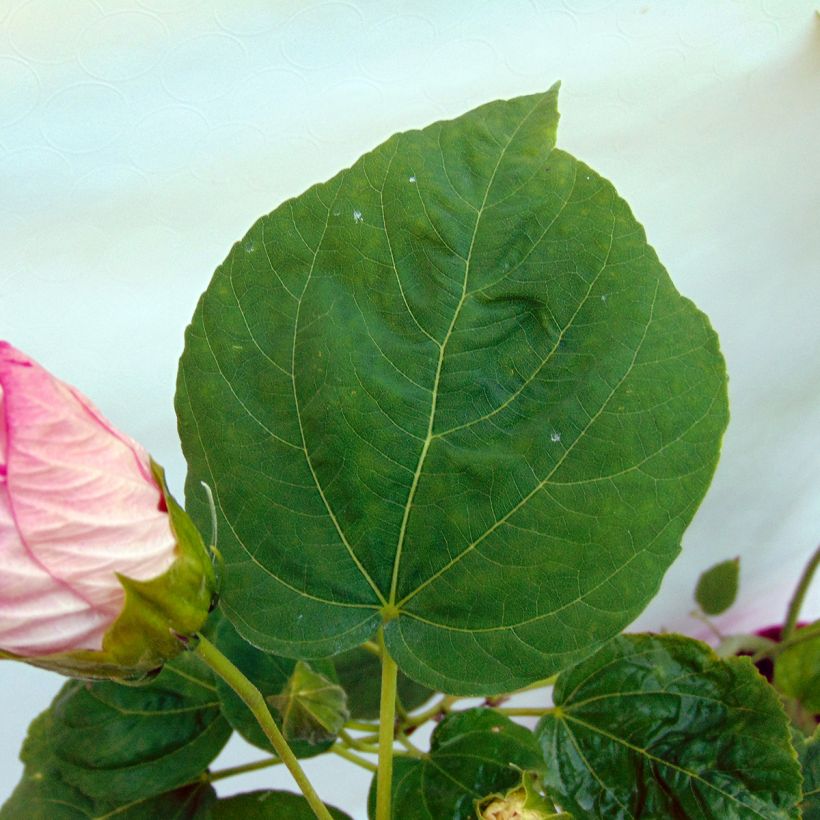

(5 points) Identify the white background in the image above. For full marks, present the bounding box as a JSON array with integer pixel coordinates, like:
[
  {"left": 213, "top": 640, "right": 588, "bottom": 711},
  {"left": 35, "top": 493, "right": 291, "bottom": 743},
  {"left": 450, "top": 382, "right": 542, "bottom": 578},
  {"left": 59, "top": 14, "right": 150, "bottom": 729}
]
[{"left": 1, "top": 1, "right": 818, "bottom": 816}]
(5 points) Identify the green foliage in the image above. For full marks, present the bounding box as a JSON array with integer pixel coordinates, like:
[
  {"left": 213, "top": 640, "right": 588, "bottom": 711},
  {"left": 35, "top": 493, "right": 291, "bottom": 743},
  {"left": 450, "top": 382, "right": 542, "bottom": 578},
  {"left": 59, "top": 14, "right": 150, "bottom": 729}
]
[
  {"left": 775, "top": 622, "right": 820, "bottom": 712},
  {"left": 795, "top": 728, "right": 820, "bottom": 820},
  {"left": 332, "top": 646, "right": 432, "bottom": 720},
  {"left": 536, "top": 633, "right": 802, "bottom": 818},
  {"left": 211, "top": 616, "right": 340, "bottom": 756},
  {"left": 176, "top": 84, "right": 728, "bottom": 695},
  {"left": 367, "top": 709, "right": 544, "bottom": 819},
  {"left": 211, "top": 790, "right": 352, "bottom": 819},
  {"left": 44, "top": 653, "right": 229, "bottom": 805},
  {"left": 0, "top": 709, "right": 218, "bottom": 819},
  {"left": 695, "top": 556, "right": 740, "bottom": 615}
]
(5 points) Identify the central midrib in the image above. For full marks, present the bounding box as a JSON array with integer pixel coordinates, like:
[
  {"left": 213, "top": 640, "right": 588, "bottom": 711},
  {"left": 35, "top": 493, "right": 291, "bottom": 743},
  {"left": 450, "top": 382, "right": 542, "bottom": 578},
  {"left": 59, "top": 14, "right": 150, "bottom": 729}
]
[{"left": 386, "top": 102, "right": 543, "bottom": 608}]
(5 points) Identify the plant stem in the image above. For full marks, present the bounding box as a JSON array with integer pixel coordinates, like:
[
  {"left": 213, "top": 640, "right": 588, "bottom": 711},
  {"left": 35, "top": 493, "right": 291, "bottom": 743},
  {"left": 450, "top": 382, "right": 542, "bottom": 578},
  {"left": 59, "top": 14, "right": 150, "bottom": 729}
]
[
  {"left": 339, "top": 729, "right": 379, "bottom": 753},
  {"left": 395, "top": 731, "right": 424, "bottom": 757},
  {"left": 494, "top": 706, "right": 554, "bottom": 717},
  {"left": 782, "top": 544, "right": 820, "bottom": 641},
  {"left": 376, "top": 630, "right": 398, "bottom": 820},
  {"left": 205, "top": 756, "right": 282, "bottom": 783},
  {"left": 332, "top": 745, "right": 378, "bottom": 772},
  {"left": 401, "top": 694, "right": 458, "bottom": 728},
  {"left": 346, "top": 719, "right": 379, "bottom": 732},
  {"left": 193, "top": 634, "right": 333, "bottom": 820}
]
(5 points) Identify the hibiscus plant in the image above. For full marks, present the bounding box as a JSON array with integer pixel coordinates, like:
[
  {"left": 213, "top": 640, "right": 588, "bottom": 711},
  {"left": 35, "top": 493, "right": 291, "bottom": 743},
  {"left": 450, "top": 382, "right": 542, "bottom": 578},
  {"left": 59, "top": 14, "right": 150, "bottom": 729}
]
[{"left": 1, "top": 86, "right": 817, "bottom": 819}]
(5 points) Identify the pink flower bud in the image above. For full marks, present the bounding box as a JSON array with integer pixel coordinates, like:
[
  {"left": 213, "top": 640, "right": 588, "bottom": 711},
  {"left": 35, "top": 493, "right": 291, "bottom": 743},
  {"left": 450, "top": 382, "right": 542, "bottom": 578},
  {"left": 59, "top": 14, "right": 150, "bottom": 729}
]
[{"left": 0, "top": 342, "right": 215, "bottom": 679}]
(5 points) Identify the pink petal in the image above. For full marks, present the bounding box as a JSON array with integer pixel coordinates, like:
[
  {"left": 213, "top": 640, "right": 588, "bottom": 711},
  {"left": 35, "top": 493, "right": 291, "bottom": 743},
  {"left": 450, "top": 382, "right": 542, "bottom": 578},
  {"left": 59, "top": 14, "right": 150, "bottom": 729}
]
[
  {"left": 0, "top": 343, "right": 176, "bottom": 652},
  {"left": 0, "top": 478, "right": 110, "bottom": 654}
]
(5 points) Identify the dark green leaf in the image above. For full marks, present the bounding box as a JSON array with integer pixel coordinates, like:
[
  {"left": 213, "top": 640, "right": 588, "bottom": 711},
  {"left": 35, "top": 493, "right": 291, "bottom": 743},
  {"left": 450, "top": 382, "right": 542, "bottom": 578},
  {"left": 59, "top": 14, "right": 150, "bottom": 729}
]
[
  {"left": 47, "top": 653, "right": 231, "bottom": 804},
  {"left": 367, "top": 708, "right": 544, "bottom": 819},
  {"left": 775, "top": 622, "right": 820, "bottom": 712},
  {"left": 211, "top": 616, "right": 338, "bottom": 756},
  {"left": 210, "top": 790, "right": 352, "bottom": 819},
  {"left": 795, "top": 728, "right": 820, "bottom": 820},
  {"left": 1, "top": 710, "right": 217, "bottom": 819},
  {"left": 332, "top": 646, "right": 432, "bottom": 720},
  {"left": 177, "top": 85, "right": 728, "bottom": 693},
  {"left": 536, "top": 633, "right": 802, "bottom": 818},
  {"left": 695, "top": 557, "right": 740, "bottom": 615}
]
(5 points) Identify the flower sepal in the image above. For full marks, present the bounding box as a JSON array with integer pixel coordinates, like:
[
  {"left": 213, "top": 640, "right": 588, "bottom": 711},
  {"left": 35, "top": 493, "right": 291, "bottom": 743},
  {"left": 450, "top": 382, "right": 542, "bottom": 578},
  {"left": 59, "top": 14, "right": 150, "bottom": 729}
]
[{"left": 5, "top": 462, "right": 217, "bottom": 683}]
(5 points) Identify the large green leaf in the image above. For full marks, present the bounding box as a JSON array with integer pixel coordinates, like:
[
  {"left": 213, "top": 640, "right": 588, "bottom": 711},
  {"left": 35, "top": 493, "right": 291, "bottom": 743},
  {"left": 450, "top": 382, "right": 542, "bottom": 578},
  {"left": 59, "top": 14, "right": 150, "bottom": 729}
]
[
  {"left": 367, "top": 708, "right": 545, "bottom": 819},
  {"left": 46, "top": 653, "right": 231, "bottom": 804},
  {"left": 176, "top": 84, "right": 728, "bottom": 693},
  {"left": 536, "top": 634, "right": 802, "bottom": 818},
  {"left": 332, "top": 646, "right": 432, "bottom": 720},
  {"left": 211, "top": 616, "right": 340, "bottom": 756},
  {"left": 1, "top": 710, "right": 217, "bottom": 819},
  {"left": 210, "top": 790, "right": 352, "bottom": 819}
]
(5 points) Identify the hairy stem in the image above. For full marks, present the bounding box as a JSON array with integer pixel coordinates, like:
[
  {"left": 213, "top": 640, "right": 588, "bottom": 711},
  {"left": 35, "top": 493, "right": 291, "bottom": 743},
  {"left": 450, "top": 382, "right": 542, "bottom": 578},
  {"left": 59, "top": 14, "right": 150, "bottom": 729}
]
[
  {"left": 376, "top": 630, "right": 399, "bottom": 820},
  {"left": 193, "top": 634, "right": 333, "bottom": 820},
  {"left": 782, "top": 544, "right": 820, "bottom": 641}
]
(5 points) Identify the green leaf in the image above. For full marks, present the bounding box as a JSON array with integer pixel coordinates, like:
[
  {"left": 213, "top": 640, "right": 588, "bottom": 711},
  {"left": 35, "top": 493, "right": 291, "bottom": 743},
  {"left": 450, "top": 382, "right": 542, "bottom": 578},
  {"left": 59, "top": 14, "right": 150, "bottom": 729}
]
[
  {"left": 775, "top": 621, "right": 820, "bottom": 712},
  {"left": 367, "top": 708, "right": 544, "bottom": 819},
  {"left": 536, "top": 633, "right": 802, "bottom": 818},
  {"left": 47, "top": 652, "right": 231, "bottom": 804},
  {"left": 176, "top": 84, "right": 728, "bottom": 693},
  {"left": 695, "top": 557, "right": 740, "bottom": 615},
  {"left": 1, "top": 710, "right": 217, "bottom": 820},
  {"left": 210, "top": 790, "right": 352, "bottom": 819},
  {"left": 211, "top": 616, "right": 339, "bottom": 757},
  {"left": 268, "top": 660, "right": 348, "bottom": 745},
  {"left": 795, "top": 728, "right": 820, "bottom": 820},
  {"left": 332, "top": 646, "right": 432, "bottom": 720}
]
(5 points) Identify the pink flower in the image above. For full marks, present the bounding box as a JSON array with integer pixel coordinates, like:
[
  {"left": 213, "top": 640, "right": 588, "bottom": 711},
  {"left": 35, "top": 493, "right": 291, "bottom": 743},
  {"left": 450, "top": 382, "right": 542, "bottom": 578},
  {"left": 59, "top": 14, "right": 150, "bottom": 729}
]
[{"left": 0, "top": 342, "right": 215, "bottom": 676}]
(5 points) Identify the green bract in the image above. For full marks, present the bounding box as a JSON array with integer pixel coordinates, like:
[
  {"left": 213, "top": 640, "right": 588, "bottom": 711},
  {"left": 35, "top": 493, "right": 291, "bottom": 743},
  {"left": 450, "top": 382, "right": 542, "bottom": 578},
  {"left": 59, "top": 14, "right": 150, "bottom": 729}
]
[
  {"left": 536, "top": 633, "right": 802, "bottom": 818},
  {"left": 177, "top": 85, "right": 728, "bottom": 694}
]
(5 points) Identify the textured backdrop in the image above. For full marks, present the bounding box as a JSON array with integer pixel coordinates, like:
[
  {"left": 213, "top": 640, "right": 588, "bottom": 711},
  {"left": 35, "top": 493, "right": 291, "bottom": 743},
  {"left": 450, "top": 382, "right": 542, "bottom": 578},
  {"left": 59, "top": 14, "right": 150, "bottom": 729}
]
[{"left": 1, "top": 1, "right": 818, "bottom": 816}]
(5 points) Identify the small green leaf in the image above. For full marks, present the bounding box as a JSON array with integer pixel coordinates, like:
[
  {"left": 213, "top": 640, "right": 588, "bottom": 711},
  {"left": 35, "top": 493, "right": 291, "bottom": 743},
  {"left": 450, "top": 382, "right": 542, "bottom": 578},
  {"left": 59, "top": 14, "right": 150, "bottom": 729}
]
[
  {"left": 177, "top": 85, "right": 728, "bottom": 694},
  {"left": 333, "top": 646, "right": 432, "bottom": 720},
  {"left": 211, "top": 617, "right": 338, "bottom": 757},
  {"left": 775, "top": 622, "right": 820, "bottom": 712},
  {"left": 268, "top": 660, "right": 348, "bottom": 745},
  {"left": 795, "top": 728, "right": 820, "bottom": 820},
  {"left": 367, "top": 708, "right": 544, "bottom": 819},
  {"left": 695, "top": 557, "right": 740, "bottom": 615},
  {"left": 47, "top": 652, "right": 231, "bottom": 804},
  {"left": 1, "top": 710, "right": 217, "bottom": 820},
  {"left": 210, "top": 790, "right": 352, "bottom": 819},
  {"left": 536, "top": 634, "right": 802, "bottom": 818}
]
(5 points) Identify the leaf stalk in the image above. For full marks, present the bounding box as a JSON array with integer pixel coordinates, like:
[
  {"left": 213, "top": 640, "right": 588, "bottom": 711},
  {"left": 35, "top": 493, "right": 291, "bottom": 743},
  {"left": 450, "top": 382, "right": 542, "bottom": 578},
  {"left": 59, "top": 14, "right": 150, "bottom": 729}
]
[{"left": 193, "top": 634, "right": 333, "bottom": 820}]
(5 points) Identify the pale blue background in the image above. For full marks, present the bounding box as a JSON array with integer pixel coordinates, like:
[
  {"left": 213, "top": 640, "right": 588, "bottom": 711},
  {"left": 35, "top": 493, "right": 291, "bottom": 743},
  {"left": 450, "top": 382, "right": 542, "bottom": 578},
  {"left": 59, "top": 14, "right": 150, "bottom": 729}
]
[{"left": 1, "top": 1, "right": 818, "bottom": 816}]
